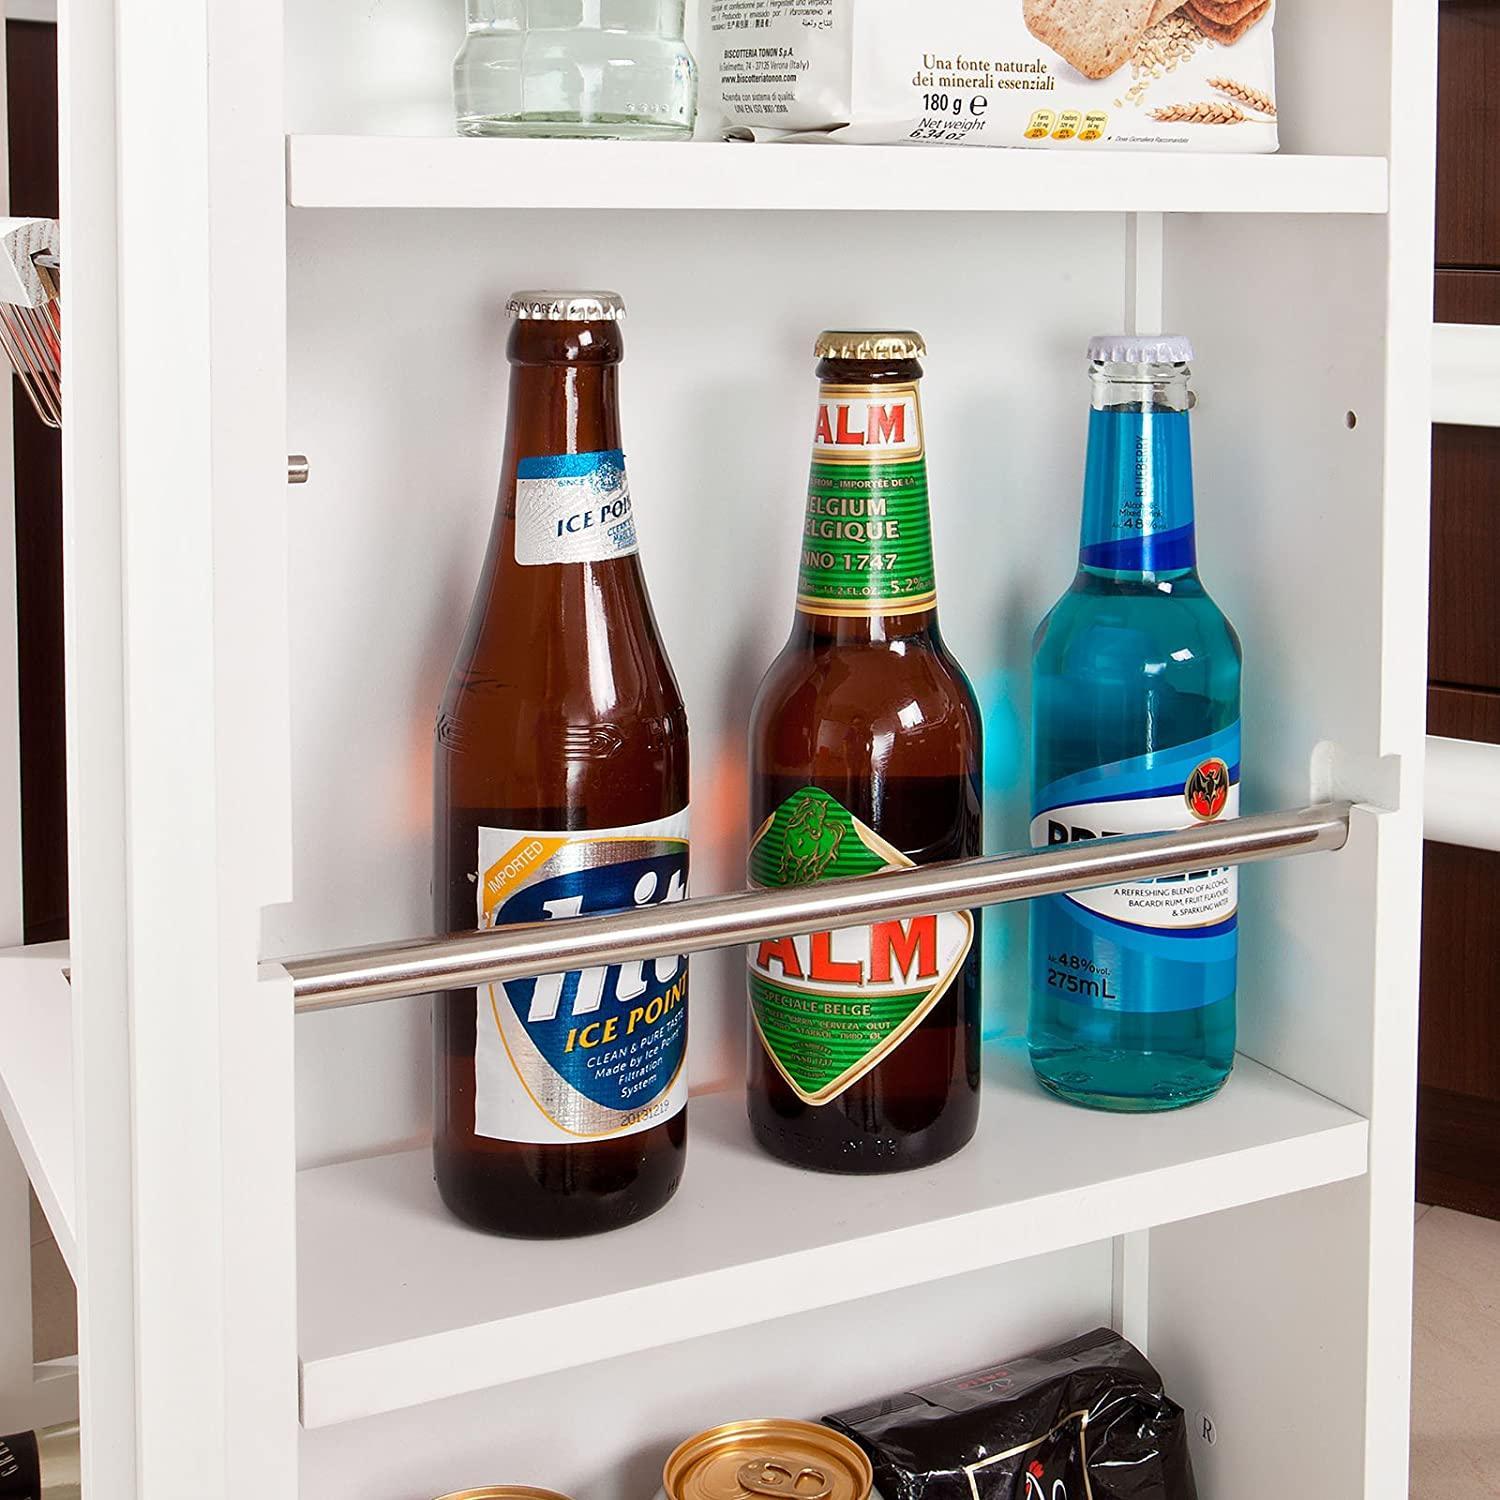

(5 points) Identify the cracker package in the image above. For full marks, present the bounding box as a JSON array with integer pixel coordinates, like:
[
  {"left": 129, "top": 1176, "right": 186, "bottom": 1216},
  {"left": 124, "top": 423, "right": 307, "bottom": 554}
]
[
  {"left": 706, "top": 0, "right": 1277, "bottom": 151},
  {"left": 823, "top": 1329, "right": 1198, "bottom": 1500}
]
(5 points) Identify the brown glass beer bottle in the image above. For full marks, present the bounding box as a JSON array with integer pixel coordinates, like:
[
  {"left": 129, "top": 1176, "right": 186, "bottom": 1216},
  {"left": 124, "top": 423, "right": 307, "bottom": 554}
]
[
  {"left": 747, "top": 331, "right": 982, "bottom": 1173},
  {"left": 434, "top": 291, "right": 690, "bottom": 1237}
]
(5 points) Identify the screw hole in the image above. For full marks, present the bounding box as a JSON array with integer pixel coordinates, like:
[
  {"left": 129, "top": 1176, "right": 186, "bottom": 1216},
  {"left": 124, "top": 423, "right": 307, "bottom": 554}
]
[{"left": 1345, "top": 410, "right": 1358, "bottom": 429}]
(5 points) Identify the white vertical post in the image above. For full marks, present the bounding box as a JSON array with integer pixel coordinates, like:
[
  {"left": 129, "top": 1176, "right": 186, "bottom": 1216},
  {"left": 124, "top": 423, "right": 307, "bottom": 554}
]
[
  {"left": 60, "top": 0, "right": 297, "bottom": 1491},
  {"left": 58, "top": 0, "right": 140, "bottom": 1485},
  {"left": 1364, "top": 0, "right": 1439, "bottom": 1486},
  {"left": 1126, "top": 212, "right": 1165, "bottom": 335},
  {"left": 1110, "top": 1229, "right": 1150, "bottom": 1356},
  {"left": 201, "top": 0, "right": 298, "bottom": 1491}
]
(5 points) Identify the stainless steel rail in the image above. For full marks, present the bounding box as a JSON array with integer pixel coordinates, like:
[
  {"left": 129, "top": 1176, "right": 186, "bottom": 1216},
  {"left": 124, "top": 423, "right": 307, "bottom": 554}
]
[{"left": 281, "top": 802, "right": 1351, "bottom": 1013}]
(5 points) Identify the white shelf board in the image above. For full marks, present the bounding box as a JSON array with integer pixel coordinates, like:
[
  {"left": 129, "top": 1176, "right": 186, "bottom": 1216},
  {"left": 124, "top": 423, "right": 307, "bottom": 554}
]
[
  {"left": 297, "top": 1044, "right": 1367, "bottom": 1428},
  {"left": 287, "top": 136, "right": 1390, "bottom": 215},
  {"left": 0, "top": 943, "right": 76, "bottom": 1274},
  {"left": 1432, "top": 321, "right": 1500, "bottom": 427}
]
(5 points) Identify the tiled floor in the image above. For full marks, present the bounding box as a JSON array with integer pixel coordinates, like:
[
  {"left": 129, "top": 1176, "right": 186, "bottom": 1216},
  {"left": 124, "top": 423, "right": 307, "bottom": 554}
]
[{"left": 1411, "top": 1205, "right": 1500, "bottom": 1496}]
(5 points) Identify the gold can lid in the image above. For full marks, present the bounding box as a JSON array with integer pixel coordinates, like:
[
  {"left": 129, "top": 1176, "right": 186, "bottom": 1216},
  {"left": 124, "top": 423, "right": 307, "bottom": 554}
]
[
  {"left": 814, "top": 330, "right": 926, "bottom": 362},
  {"left": 507, "top": 290, "right": 625, "bottom": 322},
  {"left": 433, "top": 1489, "right": 575, "bottom": 1500},
  {"left": 664, "top": 1421, "right": 872, "bottom": 1500}
]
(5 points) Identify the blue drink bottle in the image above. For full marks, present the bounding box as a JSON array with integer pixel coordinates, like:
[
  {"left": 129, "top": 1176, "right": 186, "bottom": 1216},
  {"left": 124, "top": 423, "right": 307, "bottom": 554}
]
[{"left": 1029, "top": 335, "right": 1242, "bottom": 1111}]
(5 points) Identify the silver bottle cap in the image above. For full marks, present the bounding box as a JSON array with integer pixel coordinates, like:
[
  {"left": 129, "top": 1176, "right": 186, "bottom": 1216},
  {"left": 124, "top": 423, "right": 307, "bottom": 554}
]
[
  {"left": 1088, "top": 333, "right": 1194, "bottom": 365},
  {"left": 507, "top": 290, "right": 626, "bottom": 322}
]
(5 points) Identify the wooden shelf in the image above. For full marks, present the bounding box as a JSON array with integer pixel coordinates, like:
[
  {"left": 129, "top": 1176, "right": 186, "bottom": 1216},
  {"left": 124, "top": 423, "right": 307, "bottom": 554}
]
[
  {"left": 296, "top": 1043, "right": 1367, "bottom": 1428},
  {"left": 286, "top": 136, "right": 1391, "bottom": 215},
  {"left": 0, "top": 943, "right": 76, "bottom": 1276}
]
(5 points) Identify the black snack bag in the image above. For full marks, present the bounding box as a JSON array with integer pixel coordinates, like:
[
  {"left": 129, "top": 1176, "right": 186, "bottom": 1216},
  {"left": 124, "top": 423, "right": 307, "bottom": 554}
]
[{"left": 823, "top": 1329, "right": 1197, "bottom": 1500}]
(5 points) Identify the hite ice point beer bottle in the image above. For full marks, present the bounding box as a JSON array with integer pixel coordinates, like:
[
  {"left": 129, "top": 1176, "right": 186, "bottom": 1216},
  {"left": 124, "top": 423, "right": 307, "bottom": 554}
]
[
  {"left": 434, "top": 291, "right": 690, "bottom": 1237},
  {"left": 747, "top": 331, "right": 982, "bottom": 1173},
  {"left": 1029, "top": 334, "right": 1242, "bottom": 1112}
]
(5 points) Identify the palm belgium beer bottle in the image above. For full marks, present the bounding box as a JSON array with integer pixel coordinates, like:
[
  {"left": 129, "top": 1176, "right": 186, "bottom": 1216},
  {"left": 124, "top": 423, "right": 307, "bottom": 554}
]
[
  {"left": 746, "top": 331, "right": 982, "bottom": 1173},
  {"left": 434, "top": 290, "right": 690, "bottom": 1237}
]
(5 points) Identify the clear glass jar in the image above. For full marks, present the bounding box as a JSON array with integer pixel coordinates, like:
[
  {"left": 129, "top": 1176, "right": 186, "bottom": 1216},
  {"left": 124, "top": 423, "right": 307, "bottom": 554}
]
[{"left": 455, "top": 0, "right": 697, "bottom": 140}]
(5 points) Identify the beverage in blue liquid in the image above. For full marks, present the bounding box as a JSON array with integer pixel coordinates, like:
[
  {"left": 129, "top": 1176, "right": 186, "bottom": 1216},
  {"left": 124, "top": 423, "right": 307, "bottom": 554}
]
[{"left": 1029, "top": 335, "right": 1242, "bottom": 1112}]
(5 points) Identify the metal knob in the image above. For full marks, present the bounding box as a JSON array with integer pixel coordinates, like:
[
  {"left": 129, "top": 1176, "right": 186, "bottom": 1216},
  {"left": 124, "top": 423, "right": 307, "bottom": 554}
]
[{"left": 288, "top": 455, "right": 309, "bottom": 485}]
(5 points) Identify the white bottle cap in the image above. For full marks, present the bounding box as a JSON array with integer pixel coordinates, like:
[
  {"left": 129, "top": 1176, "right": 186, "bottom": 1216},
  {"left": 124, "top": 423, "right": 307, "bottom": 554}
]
[{"left": 1087, "top": 334, "right": 1195, "bottom": 365}]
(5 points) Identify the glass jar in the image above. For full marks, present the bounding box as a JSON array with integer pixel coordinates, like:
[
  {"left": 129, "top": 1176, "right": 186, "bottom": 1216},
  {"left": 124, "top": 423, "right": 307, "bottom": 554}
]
[{"left": 455, "top": 0, "right": 697, "bottom": 140}]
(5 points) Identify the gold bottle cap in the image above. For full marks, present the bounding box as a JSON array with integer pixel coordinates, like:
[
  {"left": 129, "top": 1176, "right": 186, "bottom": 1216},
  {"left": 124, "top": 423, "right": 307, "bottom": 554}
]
[
  {"left": 507, "top": 290, "right": 625, "bottom": 322},
  {"left": 814, "top": 330, "right": 926, "bottom": 362},
  {"left": 433, "top": 1489, "right": 576, "bottom": 1500},
  {"left": 664, "top": 1422, "right": 873, "bottom": 1500}
]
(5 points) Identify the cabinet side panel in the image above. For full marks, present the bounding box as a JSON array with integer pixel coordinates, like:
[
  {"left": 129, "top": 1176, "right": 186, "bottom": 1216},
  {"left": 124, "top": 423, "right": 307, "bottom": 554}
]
[
  {"left": 277, "top": 207, "right": 1126, "bottom": 1165},
  {"left": 286, "top": 0, "right": 460, "bottom": 134},
  {"left": 1271, "top": 0, "right": 1393, "bottom": 158},
  {"left": 1149, "top": 1181, "right": 1373, "bottom": 1499}
]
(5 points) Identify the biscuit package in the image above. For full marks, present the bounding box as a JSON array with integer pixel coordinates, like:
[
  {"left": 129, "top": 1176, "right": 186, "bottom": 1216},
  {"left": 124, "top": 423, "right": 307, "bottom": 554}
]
[
  {"left": 823, "top": 1329, "right": 1198, "bottom": 1500},
  {"left": 706, "top": 0, "right": 1277, "bottom": 151}
]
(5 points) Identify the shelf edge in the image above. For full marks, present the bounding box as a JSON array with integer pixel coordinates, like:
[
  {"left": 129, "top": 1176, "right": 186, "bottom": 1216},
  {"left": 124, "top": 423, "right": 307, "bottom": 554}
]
[
  {"left": 285, "top": 137, "right": 1391, "bottom": 216},
  {"left": 298, "top": 1107, "right": 1368, "bottom": 1428}
]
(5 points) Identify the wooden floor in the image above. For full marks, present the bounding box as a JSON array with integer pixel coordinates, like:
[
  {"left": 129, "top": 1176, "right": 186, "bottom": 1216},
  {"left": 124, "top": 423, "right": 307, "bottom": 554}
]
[{"left": 1411, "top": 1205, "right": 1500, "bottom": 1496}]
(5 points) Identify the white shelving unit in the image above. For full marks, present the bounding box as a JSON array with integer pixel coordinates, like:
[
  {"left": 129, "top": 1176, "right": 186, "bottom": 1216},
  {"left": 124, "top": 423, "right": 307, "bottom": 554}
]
[{"left": 0, "top": 0, "right": 1437, "bottom": 1497}]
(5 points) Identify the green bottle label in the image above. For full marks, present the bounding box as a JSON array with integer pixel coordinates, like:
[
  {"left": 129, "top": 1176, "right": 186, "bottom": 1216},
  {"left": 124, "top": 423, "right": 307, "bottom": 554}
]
[
  {"left": 797, "top": 383, "right": 938, "bottom": 617},
  {"left": 747, "top": 788, "right": 973, "bottom": 1105}
]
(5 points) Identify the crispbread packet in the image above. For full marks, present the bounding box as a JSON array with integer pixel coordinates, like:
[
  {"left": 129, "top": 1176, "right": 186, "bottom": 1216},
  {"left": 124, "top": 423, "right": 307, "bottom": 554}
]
[
  {"left": 823, "top": 1329, "right": 1198, "bottom": 1500},
  {"left": 705, "top": 0, "right": 1278, "bottom": 151}
]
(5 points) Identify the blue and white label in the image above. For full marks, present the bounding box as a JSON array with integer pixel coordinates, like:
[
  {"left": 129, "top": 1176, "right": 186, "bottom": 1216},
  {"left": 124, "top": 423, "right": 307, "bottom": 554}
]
[
  {"left": 474, "top": 810, "right": 689, "bottom": 1143},
  {"left": 515, "top": 448, "right": 638, "bottom": 567},
  {"left": 1031, "top": 728, "right": 1239, "bottom": 1013}
]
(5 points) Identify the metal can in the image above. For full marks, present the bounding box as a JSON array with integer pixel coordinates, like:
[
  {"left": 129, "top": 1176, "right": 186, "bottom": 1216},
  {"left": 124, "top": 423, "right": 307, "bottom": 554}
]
[
  {"left": 663, "top": 1421, "right": 873, "bottom": 1500},
  {"left": 434, "top": 1490, "right": 575, "bottom": 1500}
]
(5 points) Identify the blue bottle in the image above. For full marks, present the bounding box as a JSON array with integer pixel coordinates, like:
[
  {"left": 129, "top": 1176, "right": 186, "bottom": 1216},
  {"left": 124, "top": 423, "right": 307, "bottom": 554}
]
[{"left": 1029, "top": 335, "right": 1242, "bottom": 1112}]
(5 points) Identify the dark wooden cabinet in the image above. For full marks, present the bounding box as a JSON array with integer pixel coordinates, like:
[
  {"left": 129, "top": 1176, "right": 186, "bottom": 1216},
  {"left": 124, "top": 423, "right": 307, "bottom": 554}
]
[
  {"left": 1435, "top": 3, "right": 1500, "bottom": 269},
  {"left": 7, "top": 20, "right": 66, "bottom": 944},
  {"left": 1430, "top": 426, "right": 1500, "bottom": 692}
]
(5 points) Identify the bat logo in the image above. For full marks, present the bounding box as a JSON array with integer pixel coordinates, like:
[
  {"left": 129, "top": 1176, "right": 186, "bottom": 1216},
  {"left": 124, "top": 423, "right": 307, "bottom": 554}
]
[{"left": 1185, "top": 757, "right": 1231, "bottom": 822}]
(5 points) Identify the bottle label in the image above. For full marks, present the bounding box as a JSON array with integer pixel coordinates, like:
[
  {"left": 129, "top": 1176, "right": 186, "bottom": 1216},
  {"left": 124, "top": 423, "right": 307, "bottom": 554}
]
[
  {"left": 473, "top": 809, "right": 689, "bottom": 1143},
  {"left": 1079, "top": 407, "right": 1196, "bottom": 574},
  {"left": 1030, "top": 727, "right": 1239, "bottom": 1012},
  {"left": 747, "top": 788, "right": 973, "bottom": 1104},
  {"left": 514, "top": 448, "right": 639, "bottom": 567},
  {"left": 797, "top": 383, "right": 937, "bottom": 617}
]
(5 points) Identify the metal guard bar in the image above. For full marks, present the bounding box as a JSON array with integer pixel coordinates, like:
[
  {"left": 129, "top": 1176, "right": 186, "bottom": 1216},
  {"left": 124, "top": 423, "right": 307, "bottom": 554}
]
[{"left": 282, "top": 802, "right": 1351, "bottom": 1014}]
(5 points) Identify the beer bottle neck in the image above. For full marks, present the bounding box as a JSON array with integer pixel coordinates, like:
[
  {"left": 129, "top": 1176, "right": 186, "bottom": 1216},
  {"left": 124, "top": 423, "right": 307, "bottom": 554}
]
[
  {"left": 491, "top": 329, "right": 641, "bottom": 581},
  {"left": 796, "top": 365, "right": 938, "bottom": 640},
  {"left": 1078, "top": 363, "right": 1197, "bottom": 581},
  {"left": 446, "top": 322, "right": 658, "bottom": 706}
]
